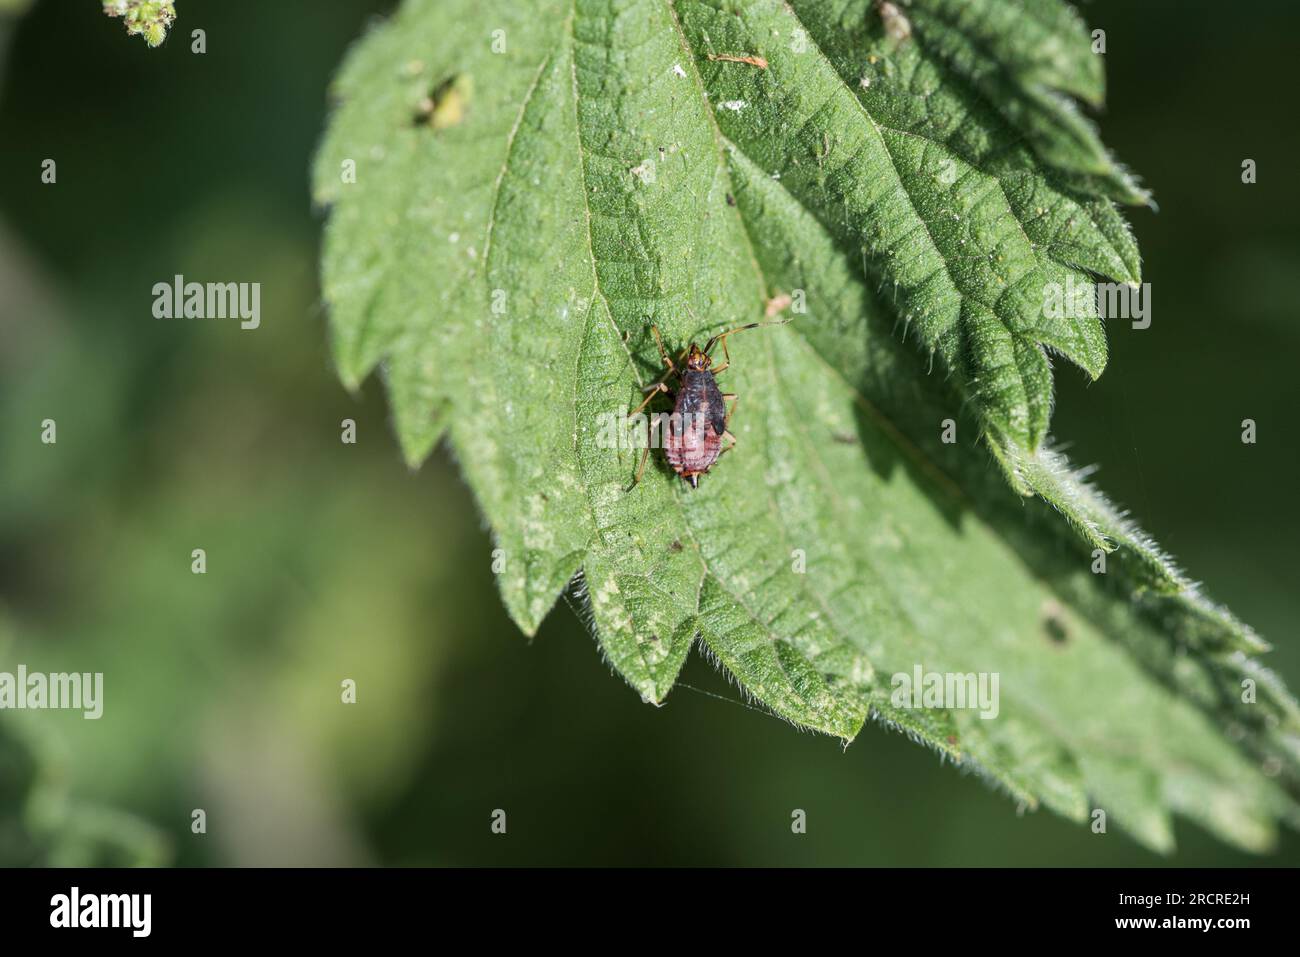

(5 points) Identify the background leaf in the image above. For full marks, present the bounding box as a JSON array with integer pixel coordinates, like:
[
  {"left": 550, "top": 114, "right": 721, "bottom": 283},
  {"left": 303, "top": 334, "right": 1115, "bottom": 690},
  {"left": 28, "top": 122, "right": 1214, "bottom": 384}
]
[
  {"left": 0, "top": 626, "right": 169, "bottom": 866},
  {"left": 314, "top": 0, "right": 1300, "bottom": 851}
]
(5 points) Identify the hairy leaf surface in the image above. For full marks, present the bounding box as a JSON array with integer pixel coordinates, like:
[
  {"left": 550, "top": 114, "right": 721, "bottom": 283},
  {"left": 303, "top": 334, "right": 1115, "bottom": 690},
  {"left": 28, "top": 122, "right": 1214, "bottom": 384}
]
[{"left": 315, "top": 0, "right": 1300, "bottom": 851}]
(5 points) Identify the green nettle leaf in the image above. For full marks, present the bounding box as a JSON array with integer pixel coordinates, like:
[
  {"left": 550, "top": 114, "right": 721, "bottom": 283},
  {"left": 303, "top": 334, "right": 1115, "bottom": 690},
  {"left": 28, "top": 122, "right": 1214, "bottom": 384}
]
[
  {"left": 0, "top": 632, "right": 168, "bottom": 866},
  {"left": 315, "top": 0, "right": 1300, "bottom": 852}
]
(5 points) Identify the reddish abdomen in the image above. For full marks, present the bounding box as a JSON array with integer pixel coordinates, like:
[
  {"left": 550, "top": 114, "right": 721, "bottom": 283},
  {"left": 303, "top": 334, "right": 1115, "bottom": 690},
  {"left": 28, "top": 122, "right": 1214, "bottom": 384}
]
[{"left": 665, "top": 370, "right": 724, "bottom": 478}]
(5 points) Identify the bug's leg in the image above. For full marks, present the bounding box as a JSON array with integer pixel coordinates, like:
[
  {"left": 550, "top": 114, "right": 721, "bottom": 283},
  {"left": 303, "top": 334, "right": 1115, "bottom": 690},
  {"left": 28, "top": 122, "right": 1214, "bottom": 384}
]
[
  {"left": 722, "top": 394, "right": 739, "bottom": 427},
  {"left": 648, "top": 324, "right": 690, "bottom": 384},
  {"left": 715, "top": 336, "right": 733, "bottom": 374},
  {"left": 718, "top": 395, "right": 740, "bottom": 458},
  {"left": 625, "top": 445, "right": 652, "bottom": 492},
  {"left": 625, "top": 387, "right": 668, "bottom": 492},
  {"left": 650, "top": 325, "right": 677, "bottom": 374},
  {"left": 628, "top": 380, "right": 671, "bottom": 418}
]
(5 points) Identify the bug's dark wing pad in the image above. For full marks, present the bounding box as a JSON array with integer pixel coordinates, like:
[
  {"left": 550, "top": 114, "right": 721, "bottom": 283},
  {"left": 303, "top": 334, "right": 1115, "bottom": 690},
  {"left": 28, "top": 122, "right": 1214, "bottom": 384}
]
[
  {"left": 676, "top": 369, "right": 726, "bottom": 440},
  {"left": 702, "top": 374, "right": 728, "bottom": 438},
  {"left": 676, "top": 375, "right": 705, "bottom": 417}
]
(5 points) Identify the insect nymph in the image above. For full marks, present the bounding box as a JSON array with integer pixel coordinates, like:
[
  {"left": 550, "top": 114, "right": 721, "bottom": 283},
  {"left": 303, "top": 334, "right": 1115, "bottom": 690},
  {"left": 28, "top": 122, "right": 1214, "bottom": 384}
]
[{"left": 627, "top": 319, "right": 788, "bottom": 490}]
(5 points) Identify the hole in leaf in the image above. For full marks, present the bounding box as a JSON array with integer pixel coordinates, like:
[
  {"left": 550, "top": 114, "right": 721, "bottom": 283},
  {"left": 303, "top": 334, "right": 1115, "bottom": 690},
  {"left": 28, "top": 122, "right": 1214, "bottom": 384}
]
[{"left": 413, "top": 74, "right": 472, "bottom": 129}]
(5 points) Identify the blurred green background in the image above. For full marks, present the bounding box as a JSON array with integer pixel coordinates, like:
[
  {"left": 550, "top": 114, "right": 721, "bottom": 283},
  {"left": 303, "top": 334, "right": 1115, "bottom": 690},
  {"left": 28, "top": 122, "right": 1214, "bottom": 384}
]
[{"left": 0, "top": 0, "right": 1297, "bottom": 866}]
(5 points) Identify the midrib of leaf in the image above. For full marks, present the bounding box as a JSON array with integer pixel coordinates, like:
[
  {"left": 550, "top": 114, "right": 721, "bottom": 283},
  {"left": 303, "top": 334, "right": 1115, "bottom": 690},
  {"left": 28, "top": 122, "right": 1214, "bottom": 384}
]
[
  {"left": 664, "top": 0, "right": 901, "bottom": 738},
  {"left": 562, "top": 4, "right": 692, "bottom": 696},
  {"left": 654, "top": 3, "right": 820, "bottom": 706},
  {"left": 556, "top": 0, "right": 887, "bottom": 718},
  {"left": 565, "top": 1, "right": 715, "bottom": 699},
  {"left": 664, "top": 2, "right": 912, "bottom": 701}
]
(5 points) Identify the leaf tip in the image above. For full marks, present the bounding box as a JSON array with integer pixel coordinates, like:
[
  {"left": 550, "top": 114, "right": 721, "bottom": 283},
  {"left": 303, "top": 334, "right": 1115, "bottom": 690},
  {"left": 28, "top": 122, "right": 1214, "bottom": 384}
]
[{"left": 399, "top": 435, "right": 438, "bottom": 472}]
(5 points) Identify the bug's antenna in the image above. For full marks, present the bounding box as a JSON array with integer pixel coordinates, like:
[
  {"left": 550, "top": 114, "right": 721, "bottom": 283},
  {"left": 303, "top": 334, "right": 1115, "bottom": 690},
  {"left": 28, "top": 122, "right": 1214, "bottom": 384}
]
[{"left": 703, "top": 318, "right": 790, "bottom": 355}]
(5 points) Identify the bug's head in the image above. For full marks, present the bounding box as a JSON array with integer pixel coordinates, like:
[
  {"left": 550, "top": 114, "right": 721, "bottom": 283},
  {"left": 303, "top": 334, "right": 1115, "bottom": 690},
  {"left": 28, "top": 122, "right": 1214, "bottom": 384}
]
[{"left": 685, "top": 343, "right": 712, "bottom": 372}]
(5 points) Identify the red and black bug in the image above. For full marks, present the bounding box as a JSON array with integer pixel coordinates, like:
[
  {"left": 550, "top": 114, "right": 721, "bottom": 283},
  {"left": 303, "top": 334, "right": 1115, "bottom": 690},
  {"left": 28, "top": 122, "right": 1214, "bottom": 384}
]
[{"left": 627, "top": 320, "right": 788, "bottom": 490}]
